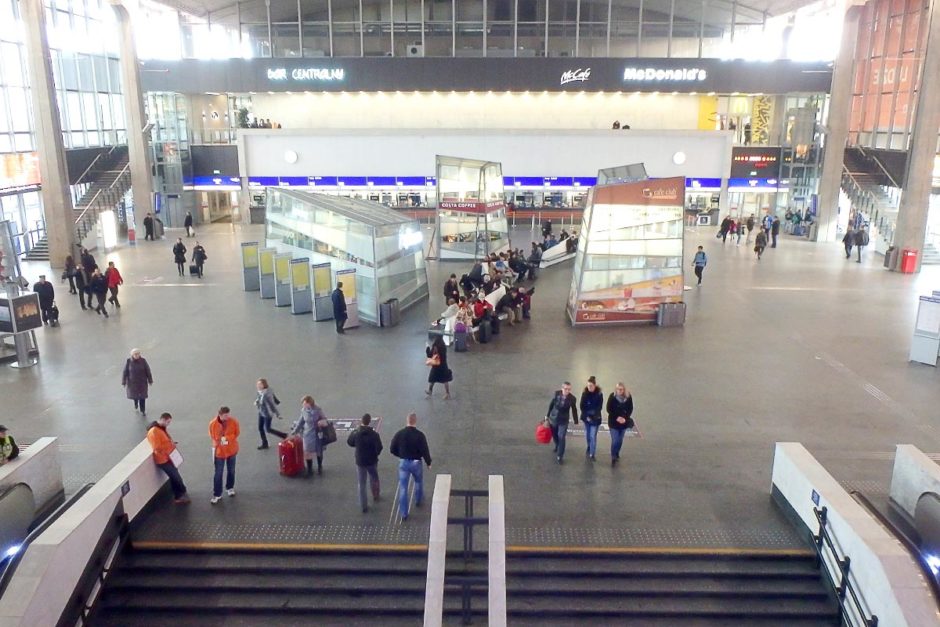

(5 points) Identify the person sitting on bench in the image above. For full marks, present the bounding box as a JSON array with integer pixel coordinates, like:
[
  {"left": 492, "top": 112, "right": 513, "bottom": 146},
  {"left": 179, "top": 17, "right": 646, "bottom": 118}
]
[{"left": 497, "top": 288, "right": 520, "bottom": 326}]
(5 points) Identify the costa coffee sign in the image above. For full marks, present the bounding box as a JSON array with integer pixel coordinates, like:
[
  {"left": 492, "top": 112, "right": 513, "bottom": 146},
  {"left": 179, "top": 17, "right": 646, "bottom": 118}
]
[{"left": 438, "top": 200, "right": 506, "bottom": 214}]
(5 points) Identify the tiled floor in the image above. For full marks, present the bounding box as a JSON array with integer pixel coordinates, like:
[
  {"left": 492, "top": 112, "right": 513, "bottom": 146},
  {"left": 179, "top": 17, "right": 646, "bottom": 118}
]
[{"left": 5, "top": 222, "right": 940, "bottom": 547}]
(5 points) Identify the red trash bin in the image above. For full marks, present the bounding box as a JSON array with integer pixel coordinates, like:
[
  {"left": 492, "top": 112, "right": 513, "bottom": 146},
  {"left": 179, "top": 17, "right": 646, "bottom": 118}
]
[{"left": 900, "top": 248, "right": 918, "bottom": 273}]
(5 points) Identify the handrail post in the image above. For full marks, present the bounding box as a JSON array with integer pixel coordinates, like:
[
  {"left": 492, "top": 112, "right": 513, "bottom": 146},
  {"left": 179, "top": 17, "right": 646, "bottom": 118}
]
[
  {"left": 423, "top": 474, "right": 451, "bottom": 627},
  {"left": 488, "top": 475, "right": 507, "bottom": 627}
]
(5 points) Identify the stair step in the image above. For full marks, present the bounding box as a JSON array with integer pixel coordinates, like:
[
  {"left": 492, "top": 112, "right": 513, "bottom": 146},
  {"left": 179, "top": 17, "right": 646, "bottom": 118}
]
[{"left": 506, "top": 595, "right": 836, "bottom": 619}]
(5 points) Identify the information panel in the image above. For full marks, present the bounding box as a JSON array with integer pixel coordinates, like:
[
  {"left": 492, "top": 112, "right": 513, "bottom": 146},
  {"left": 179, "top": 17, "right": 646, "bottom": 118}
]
[
  {"left": 258, "top": 247, "right": 277, "bottom": 299},
  {"left": 0, "top": 294, "right": 42, "bottom": 333},
  {"left": 290, "top": 258, "right": 310, "bottom": 290},
  {"left": 312, "top": 262, "right": 333, "bottom": 321},
  {"left": 240, "top": 241, "right": 260, "bottom": 291},
  {"left": 336, "top": 268, "right": 359, "bottom": 329},
  {"left": 274, "top": 253, "right": 292, "bottom": 307}
]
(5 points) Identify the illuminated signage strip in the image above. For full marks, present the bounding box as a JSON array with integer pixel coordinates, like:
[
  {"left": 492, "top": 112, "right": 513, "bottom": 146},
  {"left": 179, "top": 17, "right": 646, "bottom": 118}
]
[
  {"left": 240, "top": 176, "right": 720, "bottom": 188},
  {"left": 267, "top": 68, "right": 345, "bottom": 82},
  {"left": 623, "top": 67, "right": 707, "bottom": 82}
]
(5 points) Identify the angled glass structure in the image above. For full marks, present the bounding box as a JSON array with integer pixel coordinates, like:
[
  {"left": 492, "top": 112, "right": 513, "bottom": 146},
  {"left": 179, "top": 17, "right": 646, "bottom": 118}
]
[
  {"left": 265, "top": 188, "right": 428, "bottom": 325},
  {"left": 434, "top": 155, "right": 508, "bottom": 260},
  {"left": 567, "top": 176, "right": 685, "bottom": 326}
]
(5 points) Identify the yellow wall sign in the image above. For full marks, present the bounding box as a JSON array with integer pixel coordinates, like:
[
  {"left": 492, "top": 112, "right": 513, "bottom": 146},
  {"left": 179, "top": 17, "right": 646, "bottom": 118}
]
[
  {"left": 242, "top": 244, "right": 259, "bottom": 269},
  {"left": 259, "top": 249, "right": 275, "bottom": 274},
  {"left": 313, "top": 266, "right": 331, "bottom": 297},
  {"left": 290, "top": 261, "right": 309, "bottom": 290}
]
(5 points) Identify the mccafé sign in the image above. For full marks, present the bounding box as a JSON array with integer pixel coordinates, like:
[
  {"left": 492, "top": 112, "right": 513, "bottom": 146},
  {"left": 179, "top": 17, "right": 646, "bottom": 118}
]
[{"left": 623, "top": 67, "right": 707, "bottom": 82}]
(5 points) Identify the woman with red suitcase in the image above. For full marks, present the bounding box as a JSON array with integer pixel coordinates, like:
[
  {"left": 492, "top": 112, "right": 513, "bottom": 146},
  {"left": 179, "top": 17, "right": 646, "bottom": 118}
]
[{"left": 291, "top": 396, "right": 329, "bottom": 477}]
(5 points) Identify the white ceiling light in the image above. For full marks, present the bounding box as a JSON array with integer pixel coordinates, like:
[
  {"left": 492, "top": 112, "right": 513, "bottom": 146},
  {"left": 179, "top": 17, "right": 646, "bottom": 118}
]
[
  {"left": 672, "top": 151, "right": 687, "bottom": 165},
  {"left": 284, "top": 150, "right": 298, "bottom": 164}
]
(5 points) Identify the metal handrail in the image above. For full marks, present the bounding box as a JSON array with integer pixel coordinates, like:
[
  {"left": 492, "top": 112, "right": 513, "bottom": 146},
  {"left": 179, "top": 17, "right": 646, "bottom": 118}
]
[
  {"left": 0, "top": 483, "right": 95, "bottom": 598},
  {"left": 813, "top": 506, "right": 879, "bottom": 627},
  {"left": 857, "top": 145, "right": 900, "bottom": 188}
]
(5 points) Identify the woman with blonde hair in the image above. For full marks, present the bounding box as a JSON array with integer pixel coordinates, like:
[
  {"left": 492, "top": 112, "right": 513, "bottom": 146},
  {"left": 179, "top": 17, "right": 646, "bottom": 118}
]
[{"left": 291, "top": 395, "right": 329, "bottom": 476}]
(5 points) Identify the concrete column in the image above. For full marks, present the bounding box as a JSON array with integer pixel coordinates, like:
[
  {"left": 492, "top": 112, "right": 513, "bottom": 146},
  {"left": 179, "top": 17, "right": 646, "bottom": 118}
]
[
  {"left": 891, "top": 0, "right": 940, "bottom": 273},
  {"left": 19, "top": 0, "right": 75, "bottom": 269},
  {"left": 814, "top": 6, "right": 861, "bottom": 243},
  {"left": 111, "top": 3, "right": 154, "bottom": 229}
]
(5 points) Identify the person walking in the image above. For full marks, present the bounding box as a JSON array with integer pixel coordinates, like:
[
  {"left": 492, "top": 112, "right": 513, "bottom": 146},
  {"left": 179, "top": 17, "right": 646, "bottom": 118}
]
[
  {"left": 425, "top": 336, "right": 452, "bottom": 399},
  {"left": 691, "top": 246, "right": 707, "bottom": 287},
  {"left": 292, "top": 395, "right": 329, "bottom": 476},
  {"left": 718, "top": 215, "right": 732, "bottom": 243},
  {"left": 192, "top": 241, "right": 207, "bottom": 278},
  {"left": 32, "top": 274, "right": 55, "bottom": 325},
  {"left": 143, "top": 213, "right": 155, "bottom": 241},
  {"left": 64, "top": 255, "right": 78, "bottom": 294},
  {"left": 842, "top": 228, "right": 855, "bottom": 259},
  {"left": 146, "top": 412, "right": 190, "bottom": 504},
  {"left": 607, "top": 383, "right": 634, "bottom": 466},
  {"left": 254, "top": 378, "right": 286, "bottom": 450},
  {"left": 104, "top": 261, "right": 123, "bottom": 308},
  {"left": 854, "top": 226, "right": 869, "bottom": 263},
  {"left": 771, "top": 216, "right": 781, "bottom": 248},
  {"left": 390, "top": 413, "right": 432, "bottom": 521},
  {"left": 745, "top": 214, "right": 756, "bottom": 244},
  {"left": 347, "top": 413, "right": 383, "bottom": 513},
  {"left": 184, "top": 211, "right": 194, "bottom": 237},
  {"left": 579, "top": 376, "right": 604, "bottom": 462},
  {"left": 122, "top": 348, "right": 153, "bottom": 416},
  {"left": 0, "top": 425, "right": 19, "bottom": 466},
  {"left": 546, "top": 382, "right": 579, "bottom": 464},
  {"left": 754, "top": 230, "right": 768, "bottom": 261},
  {"left": 209, "top": 407, "right": 240, "bottom": 504},
  {"left": 172, "top": 238, "right": 187, "bottom": 277},
  {"left": 88, "top": 267, "right": 109, "bottom": 317},
  {"left": 80, "top": 249, "right": 96, "bottom": 309},
  {"left": 73, "top": 264, "right": 88, "bottom": 311},
  {"left": 331, "top": 281, "right": 348, "bottom": 333}
]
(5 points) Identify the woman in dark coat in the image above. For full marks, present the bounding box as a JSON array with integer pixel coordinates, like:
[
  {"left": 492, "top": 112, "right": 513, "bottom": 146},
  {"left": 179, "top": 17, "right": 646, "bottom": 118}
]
[
  {"left": 606, "top": 382, "right": 634, "bottom": 466},
  {"left": 425, "top": 336, "right": 452, "bottom": 399},
  {"left": 64, "top": 255, "right": 77, "bottom": 294},
  {"left": 122, "top": 348, "right": 153, "bottom": 416},
  {"left": 172, "top": 238, "right": 187, "bottom": 277}
]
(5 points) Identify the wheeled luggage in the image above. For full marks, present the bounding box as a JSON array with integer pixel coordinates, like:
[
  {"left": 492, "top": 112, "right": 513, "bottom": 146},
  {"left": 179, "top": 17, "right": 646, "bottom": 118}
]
[
  {"left": 189, "top": 264, "right": 199, "bottom": 276},
  {"left": 48, "top": 304, "right": 59, "bottom": 327},
  {"left": 278, "top": 435, "right": 304, "bottom": 477},
  {"left": 490, "top": 314, "right": 501, "bottom": 335},
  {"left": 478, "top": 320, "right": 492, "bottom": 343},
  {"left": 454, "top": 330, "right": 468, "bottom": 352}
]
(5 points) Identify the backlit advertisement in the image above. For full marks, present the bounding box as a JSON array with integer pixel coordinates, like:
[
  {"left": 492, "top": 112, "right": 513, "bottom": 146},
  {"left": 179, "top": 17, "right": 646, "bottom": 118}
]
[{"left": 0, "top": 153, "right": 41, "bottom": 191}]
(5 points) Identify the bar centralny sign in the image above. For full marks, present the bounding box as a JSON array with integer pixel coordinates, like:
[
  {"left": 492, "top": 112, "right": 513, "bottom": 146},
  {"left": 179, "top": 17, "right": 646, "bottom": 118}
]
[{"left": 267, "top": 67, "right": 345, "bottom": 82}]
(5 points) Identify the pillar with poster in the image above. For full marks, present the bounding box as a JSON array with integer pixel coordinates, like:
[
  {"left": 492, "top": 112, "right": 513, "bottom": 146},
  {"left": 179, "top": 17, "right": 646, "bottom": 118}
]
[
  {"left": 289, "top": 257, "right": 312, "bottom": 315},
  {"left": 567, "top": 177, "right": 686, "bottom": 326},
  {"left": 273, "top": 253, "right": 292, "bottom": 307},
  {"left": 335, "top": 268, "right": 359, "bottom": 330},
  {"left": 240, "top": 241, "right": 260, "bottom": 291}
]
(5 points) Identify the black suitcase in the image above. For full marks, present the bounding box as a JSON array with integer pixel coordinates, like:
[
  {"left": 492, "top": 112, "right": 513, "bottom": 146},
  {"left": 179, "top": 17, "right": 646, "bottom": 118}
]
[
  {"left": 490, "top": 314, "right": 501, "bottom": 335},
  {"left": 454, "top": 330, "right": 468, "bottom": 352},
  {"left": 189, "top": 264, "right": 199, "bottom": 276},
  {"left": 478, "top": 320, "right": 491, "bottom": 343},
  {"left": 48, "top": 304, "right": 59, "bottom": 326}
]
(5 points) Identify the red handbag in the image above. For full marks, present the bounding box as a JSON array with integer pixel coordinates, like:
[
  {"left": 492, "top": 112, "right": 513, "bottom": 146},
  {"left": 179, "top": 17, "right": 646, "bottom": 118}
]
[{"left": 535, "top": 421, "right": 552, "bottom": 444}]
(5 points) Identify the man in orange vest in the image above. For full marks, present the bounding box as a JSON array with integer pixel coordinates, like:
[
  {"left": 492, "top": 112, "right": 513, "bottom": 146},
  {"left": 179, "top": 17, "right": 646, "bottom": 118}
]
[
  {"left": 209, "top": 406, "right": 240, "bottom": 504},
  {"left": 146, "top": 413, "right": 189, "bottom": 504}
]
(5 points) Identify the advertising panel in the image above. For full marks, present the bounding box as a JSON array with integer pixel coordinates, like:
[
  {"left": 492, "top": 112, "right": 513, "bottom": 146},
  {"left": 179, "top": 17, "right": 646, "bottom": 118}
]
[
  {"left": 275, "top": 255, "right": 291, "bottom": 284},
  {"left": 312, "top": 263, "right": 332, "bottom": 297},
  {"left": 0, "top": 294, "right": 42, "bottom": 333},
  {"left": 290, "top": 258, "right": 310, "bottom": 290},
  {"left": 0, "top": 153, "right": 41, "bottom": 191},
  {"left": 259, "top": 249, "right": 275, "bottom": 275},
  {"left": 241, "top": 242, "right": 259, "bottom": 269}
]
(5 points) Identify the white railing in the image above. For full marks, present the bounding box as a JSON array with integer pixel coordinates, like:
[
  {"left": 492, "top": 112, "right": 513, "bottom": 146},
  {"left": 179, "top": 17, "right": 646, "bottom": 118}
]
[
  {"left": 488, "top": 475, "right": 507, "bottom": 627},
  {"left": 423, "top": 474, "right": 451, "bottom": 627}
]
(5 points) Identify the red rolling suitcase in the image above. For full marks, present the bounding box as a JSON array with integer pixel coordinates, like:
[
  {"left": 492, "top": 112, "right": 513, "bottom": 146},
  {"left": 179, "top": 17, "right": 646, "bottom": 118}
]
[{"left": 278, "top": 436, "right": 304, "bottom": 477}]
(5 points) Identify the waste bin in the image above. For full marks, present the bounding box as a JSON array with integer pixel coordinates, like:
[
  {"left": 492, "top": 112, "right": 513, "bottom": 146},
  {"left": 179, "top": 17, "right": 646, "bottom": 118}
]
[
  {"left": 656, "top": 302, "right": 686, "bottom": 327},
  {"left": 901, "top": 248, "right": 918, "bottom": 274},
  {"left": 883, "top": 246, "right": 895, "bottom": 268},
  {"left": 380, "top": 298, "right": 401, "bottom": 327}
]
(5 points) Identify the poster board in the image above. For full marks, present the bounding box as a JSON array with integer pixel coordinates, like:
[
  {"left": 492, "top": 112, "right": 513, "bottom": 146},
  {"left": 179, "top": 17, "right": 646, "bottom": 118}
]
[
  {"left": 0, "top": 294, "right": 41, "bottom": 333},
  {"left": 240, "top": 241, "right": 260, "bottom": 291},
  {"left": 915, "top": 296, "right": 940, "bottom": 338},
  {"left": 290, "top": 258, "right": 310, "bottom": 291},
  {"left": 312, "top": 262, "right": 333, "bottom": 321},
  {"left": 336, "top": 268, "right": 359, "bottom": 329}
]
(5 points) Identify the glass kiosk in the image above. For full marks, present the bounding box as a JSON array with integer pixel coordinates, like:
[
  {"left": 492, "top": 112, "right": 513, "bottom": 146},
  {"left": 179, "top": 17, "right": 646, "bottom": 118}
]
[
  {"left": 265, "top": 189, "right": 429, "bottom": 326},
  {"left": 435, "top": 156, "right": 509, "bottom": 260},
  {"left": 567, "top": 177, "right": 686, "bottom": 326}
]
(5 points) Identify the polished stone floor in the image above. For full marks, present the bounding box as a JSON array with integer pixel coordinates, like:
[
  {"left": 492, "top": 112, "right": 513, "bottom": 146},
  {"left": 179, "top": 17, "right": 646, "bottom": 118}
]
[{"left": 5, "top": 222, "right": 940, "bottom": 548}]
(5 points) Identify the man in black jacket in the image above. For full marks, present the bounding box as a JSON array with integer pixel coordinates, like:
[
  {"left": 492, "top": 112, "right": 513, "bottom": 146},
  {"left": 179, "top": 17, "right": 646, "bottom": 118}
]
[
  {"left": 390, "top": 413, "right": 432, "bottom": 521},
  {"left": 443, "top": 274, "right": 460, "bottom": 304},
  {"left": 347, "top": 413, "right": 383, "bottom": 513},
  {"left": 331, "top": 282, "right": 348, "bottom": 333},
  {"left": 32, "top": 275, "right": 55, "bottom": 325},
  {"left": 143, "top": 213, "right": 154, "bottom": 241}
]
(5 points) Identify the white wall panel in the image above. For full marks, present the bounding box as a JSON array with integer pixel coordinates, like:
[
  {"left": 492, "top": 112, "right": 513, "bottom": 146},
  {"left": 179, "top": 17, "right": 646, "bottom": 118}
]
[{"left": 240, "top": 129, "right": 733, "bottom": 179}]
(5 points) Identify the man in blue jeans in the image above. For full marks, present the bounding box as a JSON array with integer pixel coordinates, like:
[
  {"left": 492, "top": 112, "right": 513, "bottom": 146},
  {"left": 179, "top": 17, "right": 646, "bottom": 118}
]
[{"left": 389, "top": 413, "right": 432, "bottom": 521}]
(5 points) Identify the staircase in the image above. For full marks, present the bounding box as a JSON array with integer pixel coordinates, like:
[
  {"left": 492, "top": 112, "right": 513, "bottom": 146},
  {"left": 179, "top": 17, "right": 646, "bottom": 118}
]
[
  {"left": 504, "top": 549, "right": 838, "bottom": 625},
  {"left": 91, "top": 543, "right": 470, "bottom": 625},
  {"left": 23, "top": 237, "right": 48, "bottom": 261},
  {"left": 74, "top": 148, "right": 131, "bottom": 244},
  {"left": 923, "top": 242, "right": 940, "bottom": 265}
]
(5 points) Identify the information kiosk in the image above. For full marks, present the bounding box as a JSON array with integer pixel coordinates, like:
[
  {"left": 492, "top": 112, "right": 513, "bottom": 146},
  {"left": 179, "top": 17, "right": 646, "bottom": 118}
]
[
  {"left": 240, "top": 241, "right": 260, "bottom": 291},
  {"left": 274, "top": 253, "right": 292, "bottom": 307},
  {"left": 289, "top": 258, "right": 312, "bottom": 315},
  {"left": 910, "top": 294, "right": 940, "bottom": 366},
  {"left": 258, "top": 248, "right": 277, "bottom": 299}
]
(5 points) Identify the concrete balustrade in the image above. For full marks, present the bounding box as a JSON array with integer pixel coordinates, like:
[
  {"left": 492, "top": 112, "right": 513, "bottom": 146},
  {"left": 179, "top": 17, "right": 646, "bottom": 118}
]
[
  {"left": 890, "top": 445, "right": 940, "bottom": 521},
  {"left": 0, "top": 439, "right": 167, "bottom": 627},
  {"left": 771, "top": 442, "right": 940, "bottom": 627},
  {"left": 0, "top": 437, "right": 63, "bottom": 523},
  {"left": 423, "top": 474, "right": 451, "bottom": 627}
]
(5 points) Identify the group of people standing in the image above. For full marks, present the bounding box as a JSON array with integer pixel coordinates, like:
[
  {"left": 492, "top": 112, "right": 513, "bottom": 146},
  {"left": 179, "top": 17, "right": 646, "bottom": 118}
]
[
  {"left": 544, "top": 377, "right": 635, "bottom": 465},
  {"left": 61, "top": 248, "right": 124, "bottom": 318}
]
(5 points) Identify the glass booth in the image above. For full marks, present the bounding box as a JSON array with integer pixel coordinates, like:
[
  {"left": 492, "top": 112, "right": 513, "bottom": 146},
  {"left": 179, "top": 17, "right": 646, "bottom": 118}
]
[
  {"left": 567, "top": 177, "right": 685, "bottom": 326},
  {"left": 265, "top": 189, "right": 429, "bottom": 325},
  {"left": 435, "top": 155, "right": 509, "bottom": 260}
]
